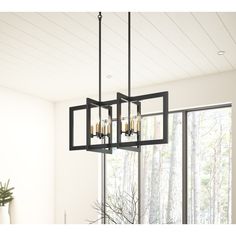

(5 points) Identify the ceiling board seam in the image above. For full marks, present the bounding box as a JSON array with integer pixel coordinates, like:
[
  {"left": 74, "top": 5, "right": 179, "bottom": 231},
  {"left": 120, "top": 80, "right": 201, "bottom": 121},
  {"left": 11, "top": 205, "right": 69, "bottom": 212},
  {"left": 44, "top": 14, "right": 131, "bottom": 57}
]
[
  {"left": 190, "top": 12, "right": 235, "bottom": 70},
  {"left": 165, "top": 13, "right": 220, "bottom": 73}
]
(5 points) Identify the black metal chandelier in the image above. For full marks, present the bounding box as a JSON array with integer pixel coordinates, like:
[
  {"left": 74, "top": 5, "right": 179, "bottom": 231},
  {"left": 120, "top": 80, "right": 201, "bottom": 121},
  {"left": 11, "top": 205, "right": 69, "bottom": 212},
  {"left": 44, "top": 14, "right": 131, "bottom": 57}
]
[{"left": 69, "top": 12, "right": 169, "bottom": 154}]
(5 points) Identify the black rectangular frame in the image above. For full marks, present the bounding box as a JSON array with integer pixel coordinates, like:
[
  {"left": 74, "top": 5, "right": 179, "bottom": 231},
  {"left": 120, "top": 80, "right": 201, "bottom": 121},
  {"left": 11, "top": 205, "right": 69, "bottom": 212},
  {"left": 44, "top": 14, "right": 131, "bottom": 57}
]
[
  {"left": 86, "top": 98, "right": 113, "bottom": 154},
  {"left": 69, "top": 91, "right": 168, "bottom": 152},
  {"left": 117, "top": 92, "right": 141, "bottom": 152},
  {"left": 69, "top": 104, "right": 87, "bottom": 151},
  {"left": 117, "top": 91, "right": 168, "bottom": 149}
]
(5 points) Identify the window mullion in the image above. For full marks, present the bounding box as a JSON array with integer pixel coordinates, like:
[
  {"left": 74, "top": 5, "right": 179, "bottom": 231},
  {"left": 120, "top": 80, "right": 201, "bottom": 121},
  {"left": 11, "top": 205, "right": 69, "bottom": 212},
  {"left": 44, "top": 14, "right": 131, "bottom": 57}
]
[{"left": 182, "top": 111, "right": 188, "bottom": 224}]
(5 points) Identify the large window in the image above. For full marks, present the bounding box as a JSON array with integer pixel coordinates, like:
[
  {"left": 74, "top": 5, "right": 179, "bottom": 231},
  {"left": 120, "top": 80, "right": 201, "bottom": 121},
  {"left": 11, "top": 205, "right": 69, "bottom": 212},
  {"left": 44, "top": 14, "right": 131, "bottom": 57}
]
[
  {"left": 104, "top": 105, "right": 232, "bottom": 224},
  {"left": 187, "top": 108, "right": 232, "bottom": 224},
  {"left": 106, "top": 149, "right": 139, "bottom": 224},
  {"left": 141, "top": 113, "right": 182, "bottom": 224}
]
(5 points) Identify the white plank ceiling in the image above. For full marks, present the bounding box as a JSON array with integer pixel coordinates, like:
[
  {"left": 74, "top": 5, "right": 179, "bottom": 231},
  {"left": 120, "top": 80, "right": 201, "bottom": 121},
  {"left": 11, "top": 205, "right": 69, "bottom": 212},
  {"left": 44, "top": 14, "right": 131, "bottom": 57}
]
[{"left": 0, "top": 12, "right": 236, "bottom": 101}]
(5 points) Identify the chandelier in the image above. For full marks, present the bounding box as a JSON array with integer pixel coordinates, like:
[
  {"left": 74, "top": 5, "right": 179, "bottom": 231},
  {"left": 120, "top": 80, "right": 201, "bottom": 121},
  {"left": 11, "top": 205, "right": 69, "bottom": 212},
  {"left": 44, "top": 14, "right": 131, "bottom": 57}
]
[{"left": 69, "top": 12, "right": 169, "bottom": 154}]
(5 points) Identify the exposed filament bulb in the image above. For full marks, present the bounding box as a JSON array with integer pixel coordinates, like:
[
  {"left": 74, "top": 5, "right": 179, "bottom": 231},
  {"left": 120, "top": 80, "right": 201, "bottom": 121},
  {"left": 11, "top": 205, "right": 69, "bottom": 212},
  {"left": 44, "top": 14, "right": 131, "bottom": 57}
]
[
  {"left": 121, "top": 114, "right": 141, "bottom": 136},
  {"left": 90, "top": 117, "right": 111, "bottom": 139}
]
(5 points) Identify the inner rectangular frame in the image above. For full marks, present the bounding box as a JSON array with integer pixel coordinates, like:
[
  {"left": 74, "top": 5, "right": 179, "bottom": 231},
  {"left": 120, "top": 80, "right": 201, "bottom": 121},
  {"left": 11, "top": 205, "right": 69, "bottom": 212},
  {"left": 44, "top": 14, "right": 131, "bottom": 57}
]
[
  {"left": 117, "top": 92, "right": 141, "bottom": 152},
  {"left": 69, "top": 99, "right": 117, "bottom": 152},
  {"left": 86, "top": 98, "right": 113, "bottom": 154},
  {"left": 117, "top": 91, "right": 168, "bottom": 148}
]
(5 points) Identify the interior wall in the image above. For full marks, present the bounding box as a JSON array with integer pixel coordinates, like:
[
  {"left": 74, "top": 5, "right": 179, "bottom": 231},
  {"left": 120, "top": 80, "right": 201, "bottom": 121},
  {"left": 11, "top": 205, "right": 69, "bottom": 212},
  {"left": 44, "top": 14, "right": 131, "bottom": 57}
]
[
  {"left": 55, "top": 101, "right": 99, "bottom": 224},
  {"left": 55, "top": 69, "right": 236, "bottom": 224},
  {"left": 0, "top": 86, "right": 55, "bottom": 224}
]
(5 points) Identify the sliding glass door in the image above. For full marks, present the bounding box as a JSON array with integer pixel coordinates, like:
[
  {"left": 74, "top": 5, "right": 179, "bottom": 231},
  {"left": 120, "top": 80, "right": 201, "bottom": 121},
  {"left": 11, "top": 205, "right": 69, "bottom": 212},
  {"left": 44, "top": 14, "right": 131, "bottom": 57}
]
[{"left": 104, "top": 105, "right": 232, "bottom": 224}]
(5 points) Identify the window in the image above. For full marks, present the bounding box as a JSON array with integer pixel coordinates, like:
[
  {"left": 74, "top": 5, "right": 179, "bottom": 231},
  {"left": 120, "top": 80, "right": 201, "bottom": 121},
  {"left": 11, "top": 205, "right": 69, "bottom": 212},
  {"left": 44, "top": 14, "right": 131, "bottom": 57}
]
[
  {"left": 141, "top": 113, "right": 182, "bottom": 224},
  {"left": 104, "top": 105, "right": 232, "bottom": 224},
  {"left": 188, "top": 108, "right": 232, "bottom": 224},
  {"left": 106, "top": 149, "right": 139, "bottom": 224}
]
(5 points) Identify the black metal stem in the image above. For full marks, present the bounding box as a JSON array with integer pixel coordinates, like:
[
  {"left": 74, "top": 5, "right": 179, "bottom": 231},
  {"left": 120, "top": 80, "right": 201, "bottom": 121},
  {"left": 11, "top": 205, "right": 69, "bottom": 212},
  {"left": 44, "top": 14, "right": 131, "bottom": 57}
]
[
  {"left": 128, "top": 12, "right": 131, "bottom": 133},
  {"left": 128, "top": 12, "right": 131, "bottom": 98},
  {"left": 98, "top": 12, "right": 102, "bottom": 130}
]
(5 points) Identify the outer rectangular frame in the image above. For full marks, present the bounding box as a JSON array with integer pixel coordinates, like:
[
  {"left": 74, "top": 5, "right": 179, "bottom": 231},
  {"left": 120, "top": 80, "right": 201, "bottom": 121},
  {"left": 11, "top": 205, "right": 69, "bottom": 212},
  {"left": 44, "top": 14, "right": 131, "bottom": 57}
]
[
  {"left": 69, "top": 91, "right": 168, "bottom": 152},
  {"left": 117, "top": 91, "right": 168, "bottom": 148},
  {"left": 69, "top": 104, "right": 87, "bottom": 151},
  {"left": 86, "top": 98, "right": 113, "bottom": 154}
]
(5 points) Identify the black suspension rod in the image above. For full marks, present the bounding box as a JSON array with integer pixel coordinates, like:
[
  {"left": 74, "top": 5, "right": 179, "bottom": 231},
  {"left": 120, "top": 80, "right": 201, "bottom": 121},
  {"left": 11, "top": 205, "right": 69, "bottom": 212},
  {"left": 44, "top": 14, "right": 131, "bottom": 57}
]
[
  {"left": 98, "top": 12, "right": 102, "bottom": 102},
  {"left": 128, "top": 12, "right": 131, "bottom": 132},
  {"left": 98, "top": 12, "right": 102, "bottom": 127},
  {"left": 128, "top": 12, "right": 131, "bottom": 97}
]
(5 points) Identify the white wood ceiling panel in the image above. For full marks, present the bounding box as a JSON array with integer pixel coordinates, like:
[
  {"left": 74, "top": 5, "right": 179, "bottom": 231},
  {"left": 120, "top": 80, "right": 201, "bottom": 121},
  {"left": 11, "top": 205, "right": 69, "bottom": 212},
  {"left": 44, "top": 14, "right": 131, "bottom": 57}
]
[
  {"left": 0, "top": 12, "right": 235, "bottom": 101},
  {"left": 166, "top": 12, "right": 233, "bottom": 73},
  {"left": 0, "top": 15, "right": 93, "bottom": 69},
  {"left": 115, "top": 12, "right": 187, "bottom": 80},
  {"left": 192, "top": 12, "right": 236, "bottom": 69},
  {"left": 13, "top": 13, "right": 96, "bottom": 64},
  {"left": 141, "top": 13, "right": 219, "bottom": 75},
  {"left": 0, "top": 33, "right": 77, "bottom": 72},
  {"left": 0, "top": 13, "right": 127, "bottom": 88},
  {"left": 218, "top": 12, "right": 236, "bottom": 43},
  {"left": 68, "top": 12, "right": 155, "bottom": 85},
  {"left": 102, "top": 12, "right": 171, "bottom": 83},
  {"left": 134, "top": 13, "right": 202, "bottom": 77},
  {"left": 38, "top": 12, "right": 132, "bottom": 79}
]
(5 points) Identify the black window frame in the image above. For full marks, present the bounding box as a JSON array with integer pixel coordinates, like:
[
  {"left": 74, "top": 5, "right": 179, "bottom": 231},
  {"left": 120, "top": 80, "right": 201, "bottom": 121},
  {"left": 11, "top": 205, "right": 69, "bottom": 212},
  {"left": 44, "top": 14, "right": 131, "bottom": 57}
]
[{"left": 101, "top": 103, "right": 232, "bottom": 224}]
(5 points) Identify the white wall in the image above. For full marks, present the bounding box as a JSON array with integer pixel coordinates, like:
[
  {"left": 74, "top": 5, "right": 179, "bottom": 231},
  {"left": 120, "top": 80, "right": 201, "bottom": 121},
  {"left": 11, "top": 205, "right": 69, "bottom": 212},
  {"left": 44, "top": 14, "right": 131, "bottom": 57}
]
[
  {"left": 0, "top": 87, "right": 55, "bottom": 224},
  {"left": 55, "top": 69, "right": 236, "bottom": 224},
  {"left": 55, "top": 101, "right": 99, "bottom": 224}
]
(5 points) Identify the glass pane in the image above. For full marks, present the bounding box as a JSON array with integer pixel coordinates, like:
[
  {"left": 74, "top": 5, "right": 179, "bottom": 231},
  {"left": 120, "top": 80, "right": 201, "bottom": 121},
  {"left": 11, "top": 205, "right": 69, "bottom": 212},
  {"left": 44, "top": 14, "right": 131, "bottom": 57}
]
[
  {"left": 106, "top": 148, "right": 139, "bottom": 224},
  {"left": 187, "top": 107, "right": 232, "bottom": 224},
  {"left": 141, "top": 113, "right": 182, "bottom": 224}
]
